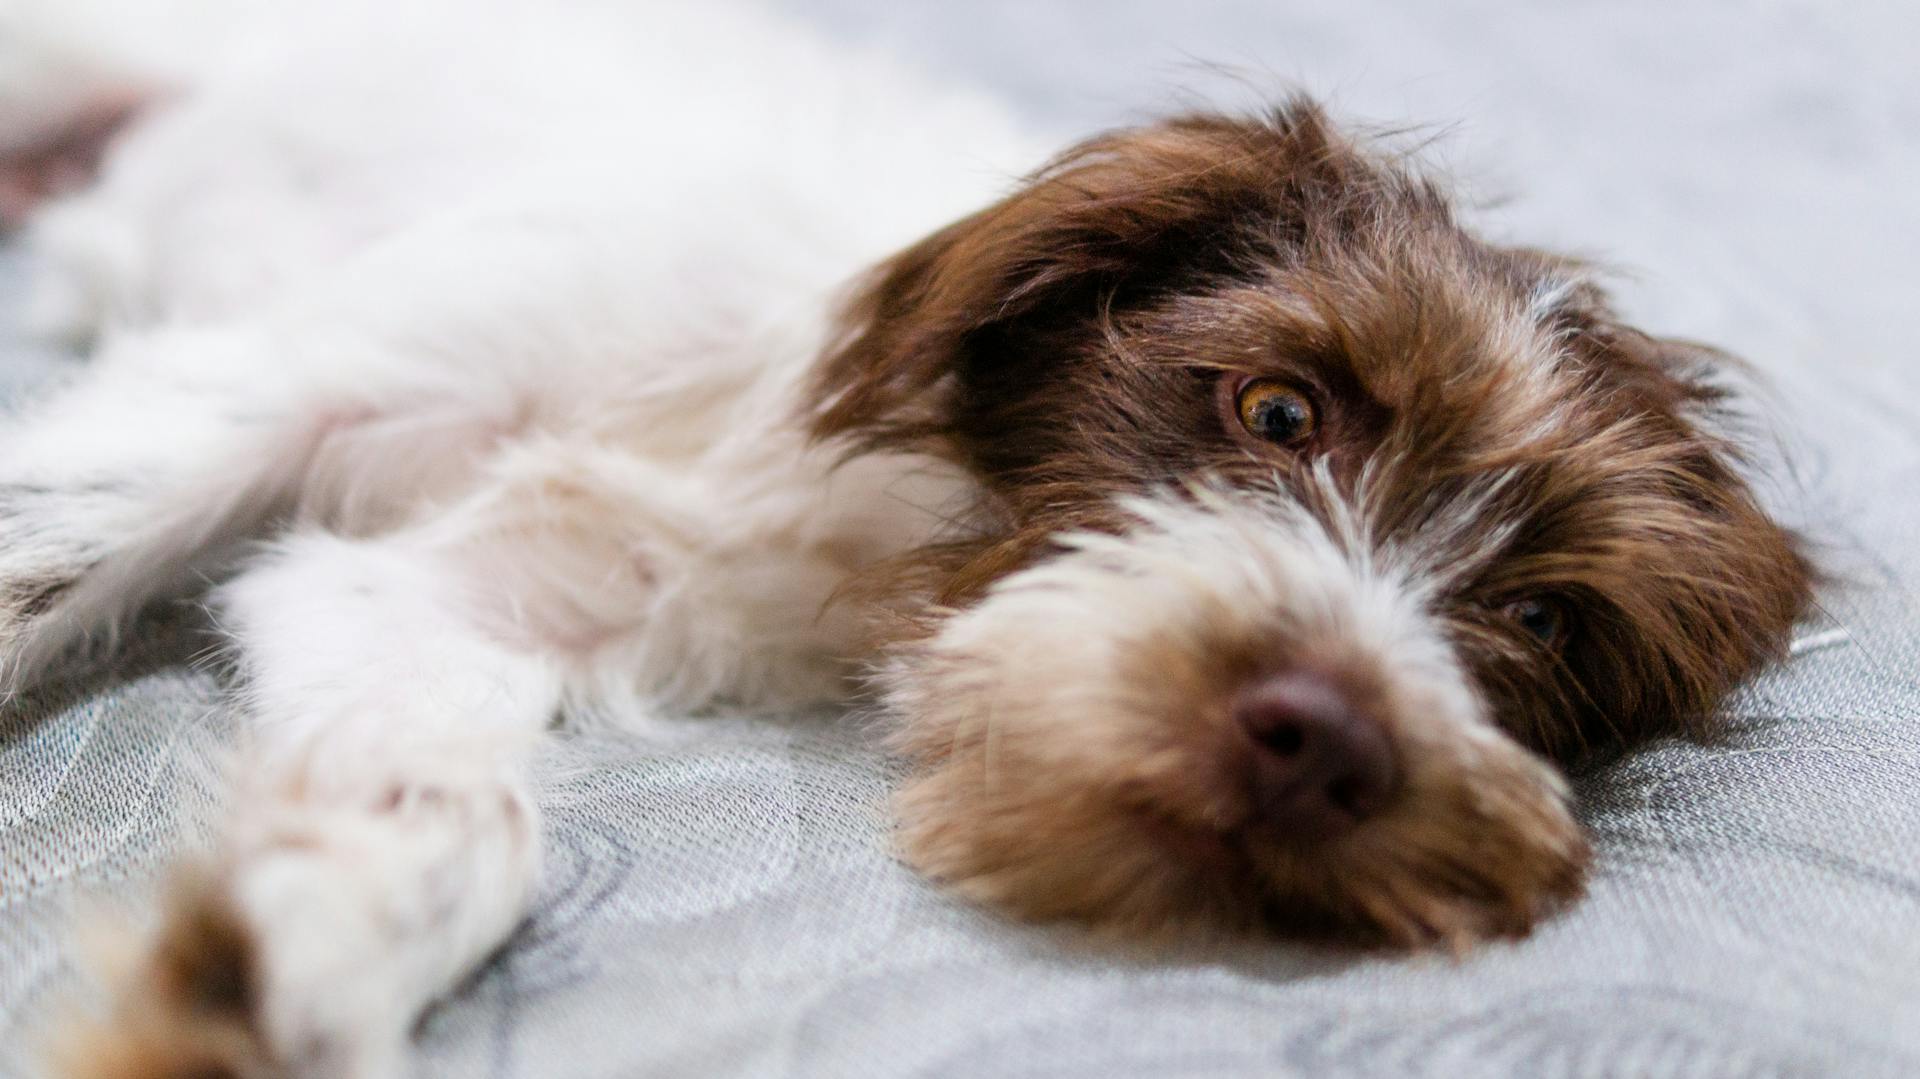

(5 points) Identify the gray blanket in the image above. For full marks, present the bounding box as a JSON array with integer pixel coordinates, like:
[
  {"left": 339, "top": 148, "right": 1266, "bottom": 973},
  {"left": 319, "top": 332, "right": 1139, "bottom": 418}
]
[{"left": 3, "top": 3, "right": 1917, "bottom": 1075}]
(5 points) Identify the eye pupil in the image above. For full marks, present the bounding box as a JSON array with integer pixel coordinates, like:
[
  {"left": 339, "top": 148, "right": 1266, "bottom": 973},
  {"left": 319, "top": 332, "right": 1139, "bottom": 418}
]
[
  {"left": 1234, "top": 379, "right": 1319, "bottom": 446},
  {"left": 1506, "top": 598, "right": 1567, "bottom": 647},
  {"left": 1253, "top": 395, "right": 1310, "bottom": 440}
]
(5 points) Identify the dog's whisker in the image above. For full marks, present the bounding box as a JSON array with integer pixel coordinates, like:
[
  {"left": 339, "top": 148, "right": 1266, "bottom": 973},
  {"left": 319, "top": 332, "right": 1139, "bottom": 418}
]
[{"left": 1790, "top": 626, "right": 1852, "bottom": 656}]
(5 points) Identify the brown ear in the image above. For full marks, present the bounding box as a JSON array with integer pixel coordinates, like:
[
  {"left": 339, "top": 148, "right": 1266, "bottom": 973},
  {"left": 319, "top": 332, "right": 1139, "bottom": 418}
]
[
  {"left": 1559, "top": 292, "right": 1815, "bottom": 730},
  {"left": 805, "top": 99, "right": 1372, "bottom": 452},
  {"left": 1550, "top": 285, "right": 1777, "bottom": 464}
]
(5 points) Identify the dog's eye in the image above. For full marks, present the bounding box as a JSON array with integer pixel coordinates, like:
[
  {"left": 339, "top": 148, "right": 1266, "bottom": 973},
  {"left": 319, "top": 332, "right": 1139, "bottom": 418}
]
[
  {"left": 1235, "top": 378, "right": 1319, "bottom": 446},
  {"left": 1503, "top": 597, "right": 1569, "bottom": 650}
]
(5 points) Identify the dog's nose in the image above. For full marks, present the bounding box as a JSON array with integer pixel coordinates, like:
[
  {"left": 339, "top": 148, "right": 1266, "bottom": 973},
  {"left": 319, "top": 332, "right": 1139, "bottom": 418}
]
[{"left": 1234, "top": 671, "right": 1399, "bottom": 839}]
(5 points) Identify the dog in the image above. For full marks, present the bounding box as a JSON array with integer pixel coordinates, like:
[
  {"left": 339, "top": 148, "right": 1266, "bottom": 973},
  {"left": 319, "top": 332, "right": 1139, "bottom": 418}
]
[{"left": 0, "top": 1, "right": 1812, "bottom": 1075}]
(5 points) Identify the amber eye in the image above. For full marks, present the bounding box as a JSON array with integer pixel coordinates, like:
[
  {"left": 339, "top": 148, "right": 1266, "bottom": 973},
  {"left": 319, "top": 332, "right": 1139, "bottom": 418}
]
[
  {"left": 1234, "top": 378, "right": 1319, "bottom": 446},
  {"left": 1503, "top": 596, "right": 1569, "bottom": 650}
]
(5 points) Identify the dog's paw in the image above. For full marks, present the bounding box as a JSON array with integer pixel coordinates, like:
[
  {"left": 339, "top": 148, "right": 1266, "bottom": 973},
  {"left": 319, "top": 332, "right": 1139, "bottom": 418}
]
[
  {"left": 0, "top": 569, "right": 95, "bottom": 689},
  {"left": 48, "top": 871, "right": 272, "bottom": 1079},
  {"left": 0, "top": 566, "right": 86, "bottom": 645},
  {"left": 0, "top": 478, "right": 145, "bottom": 684},
  {"left": 47, "top": 866, "right": 410, "bottom": 1079}
]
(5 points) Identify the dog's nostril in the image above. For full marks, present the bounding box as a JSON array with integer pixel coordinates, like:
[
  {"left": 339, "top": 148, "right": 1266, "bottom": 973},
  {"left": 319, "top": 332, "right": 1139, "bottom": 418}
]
[
  {"left": 1325, "top": 775, "right": 1365, "bottom": 815},
  {"left": 1234, "top": 671, "right": 1399, "bottom": 840},
  {"left": 1259, "top": 723, "right": 1306, "bottom": 756}
]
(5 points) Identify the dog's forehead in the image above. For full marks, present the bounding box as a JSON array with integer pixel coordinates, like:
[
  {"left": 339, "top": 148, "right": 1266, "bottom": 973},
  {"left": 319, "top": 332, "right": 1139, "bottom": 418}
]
[
  {"left": 1316, "top": 265, "right": 1569, "bottom": 424},
  {"left": 1203, "top": 252, "right": 1603, "bottom": 466}
]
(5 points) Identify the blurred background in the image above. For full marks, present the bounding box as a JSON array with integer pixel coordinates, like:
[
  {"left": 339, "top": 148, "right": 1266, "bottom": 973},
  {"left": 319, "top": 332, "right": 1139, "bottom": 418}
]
[{"left": 782, "top": 0, "right": 1918, "bottom": 409}]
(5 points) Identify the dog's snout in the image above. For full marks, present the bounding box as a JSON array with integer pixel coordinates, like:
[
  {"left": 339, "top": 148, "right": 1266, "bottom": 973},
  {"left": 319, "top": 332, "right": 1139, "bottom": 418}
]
[{"left": 1235, "top": 671, "right": 1399, "bottom": 839}]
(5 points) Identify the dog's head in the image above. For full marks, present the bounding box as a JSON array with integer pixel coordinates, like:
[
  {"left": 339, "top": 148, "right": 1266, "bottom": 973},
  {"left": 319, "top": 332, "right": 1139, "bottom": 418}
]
[{"left": 808, "top": 101, "right": 1812, "bottom": 946}]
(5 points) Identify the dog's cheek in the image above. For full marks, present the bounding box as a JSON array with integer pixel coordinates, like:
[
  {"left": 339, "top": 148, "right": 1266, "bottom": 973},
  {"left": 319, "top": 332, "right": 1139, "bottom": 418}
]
[{"left": 891, "top": 749, "right": 1258, "bottom": 935}]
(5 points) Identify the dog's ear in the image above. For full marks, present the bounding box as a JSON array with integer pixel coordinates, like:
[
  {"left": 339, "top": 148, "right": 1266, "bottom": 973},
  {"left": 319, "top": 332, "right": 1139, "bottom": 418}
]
[
  {"left": 1533, "top": 273, "right": 1760, "bottom": 444},
  {"left": 1530, "top": 277, "right": 1815, "bottom": 734},
  {"left": 1508, "top": 257, "right": 1762, "bottom": 456},
  {"left": 807, "top": 99, "right": 1371, "bottom": 452}
]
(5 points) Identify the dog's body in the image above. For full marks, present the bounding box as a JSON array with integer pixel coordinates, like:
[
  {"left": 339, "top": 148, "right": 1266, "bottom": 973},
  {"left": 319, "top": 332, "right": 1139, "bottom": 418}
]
[{"left": 1, "top": 2, "right": 1811, "bottom": 1075}]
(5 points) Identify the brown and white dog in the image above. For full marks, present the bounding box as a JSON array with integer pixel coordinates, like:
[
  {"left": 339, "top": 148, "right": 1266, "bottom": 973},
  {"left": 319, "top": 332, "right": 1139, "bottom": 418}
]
[{"left": 0, "top": 1, "right": 1810, "bottom": 1075}]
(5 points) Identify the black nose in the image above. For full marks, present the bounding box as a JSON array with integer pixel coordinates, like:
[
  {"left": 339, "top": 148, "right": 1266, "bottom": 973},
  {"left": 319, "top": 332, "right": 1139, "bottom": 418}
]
[{"left": 1234, "top": 671, "right": 1399, "bottom": 840}]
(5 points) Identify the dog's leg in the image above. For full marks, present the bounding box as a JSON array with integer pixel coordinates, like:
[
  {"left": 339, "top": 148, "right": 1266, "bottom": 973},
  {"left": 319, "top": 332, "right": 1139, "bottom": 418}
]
[
  {"left": 0, "top": 315, "right": 532, "bottom": 688},
  {"left": 0, "top": 327, "right": 314, "bottom": 684},
  {"left": 57, "top": 528, "right": 562, "bottom": 1079}
]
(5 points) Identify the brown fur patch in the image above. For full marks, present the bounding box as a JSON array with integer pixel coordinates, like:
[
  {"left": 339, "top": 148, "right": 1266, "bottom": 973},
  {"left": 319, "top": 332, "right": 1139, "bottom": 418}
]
[{"left": 49, "top": 870, "right": 270, "bottom": 1079}]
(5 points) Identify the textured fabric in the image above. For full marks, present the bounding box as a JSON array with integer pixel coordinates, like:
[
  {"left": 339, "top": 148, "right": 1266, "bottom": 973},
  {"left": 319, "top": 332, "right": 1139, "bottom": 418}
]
[{"left": 3, "top": 3, "right": 1918, "bottom": 1076}]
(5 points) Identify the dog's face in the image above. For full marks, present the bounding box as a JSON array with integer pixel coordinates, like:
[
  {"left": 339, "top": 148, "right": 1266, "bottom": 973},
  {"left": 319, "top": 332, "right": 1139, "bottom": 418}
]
[{"left": 809, "top": 102, "right": 1811, "bottom": 946}]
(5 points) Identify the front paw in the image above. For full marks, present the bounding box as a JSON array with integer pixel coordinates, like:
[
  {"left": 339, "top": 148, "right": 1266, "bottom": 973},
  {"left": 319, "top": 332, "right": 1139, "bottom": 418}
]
[
  {"left": 0, "top": 479, "right": 136, "bottom": 684},
  {"left": 49, "top": 870, "right": 276, "bottom": 1079},
  {"left": 48, "top": 866, "right": 408, "bottom": 1079}
]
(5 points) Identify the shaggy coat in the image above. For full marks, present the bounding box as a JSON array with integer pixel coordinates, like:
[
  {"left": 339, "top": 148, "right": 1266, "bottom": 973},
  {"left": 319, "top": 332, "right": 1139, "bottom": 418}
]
[{"left": 0, "top": 1, "right": 1809, "bottom": 1075}]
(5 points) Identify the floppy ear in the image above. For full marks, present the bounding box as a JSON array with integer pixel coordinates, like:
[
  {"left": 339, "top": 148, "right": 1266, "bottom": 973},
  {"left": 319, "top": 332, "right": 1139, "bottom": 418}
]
[
  {"left": 1510, "top": 258, "right": 1745, "bottom": 419},
  {"left": 1544, "top": 279, "right": 1772, "bottom": 459},
  {"left": 1561, "top": 279, "right": 1815, "bottom": 685},
  {"left": 805, "top": 100, "right": 1368, "bottom": 452}
]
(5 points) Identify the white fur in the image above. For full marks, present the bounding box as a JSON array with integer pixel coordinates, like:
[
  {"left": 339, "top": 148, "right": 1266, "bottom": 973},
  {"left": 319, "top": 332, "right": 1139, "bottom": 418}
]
[
  {"left": 218, "top": 530, "right": 556, "bottom": 1075},
  {"left": 2, "top": 1, "right": 1031, "bottom": 1070},
  {"left": 0, "top": 1, "right": 1529, "bottom": 1071}
]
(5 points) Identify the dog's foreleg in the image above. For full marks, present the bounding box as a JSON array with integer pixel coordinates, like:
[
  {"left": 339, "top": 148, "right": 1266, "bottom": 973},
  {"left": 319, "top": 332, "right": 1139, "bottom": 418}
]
[
  {"left": 0, "top": 326, "right": 318, "bottom": 685},
  {"left": 57, "top": 528, "right": 561, "bottom": 1079},
  {"left": 0, "top": 309, "right": 535, "bottom": 689}
]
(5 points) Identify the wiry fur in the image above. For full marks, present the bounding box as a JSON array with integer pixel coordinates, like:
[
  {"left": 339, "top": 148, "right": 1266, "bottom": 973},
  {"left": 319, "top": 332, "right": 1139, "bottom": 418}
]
[
  {"left": 0, "top": 1, "right": 1810, "bottom": 1075},
  {"left": 887, "top": 481, "right": 1589, "bottom": 945}
]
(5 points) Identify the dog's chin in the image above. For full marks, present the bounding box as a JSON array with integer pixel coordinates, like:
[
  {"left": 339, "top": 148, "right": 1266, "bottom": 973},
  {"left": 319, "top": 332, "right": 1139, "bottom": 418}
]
[{"left": 892, "top": 724, "right": 1589, "bottom": 950}]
